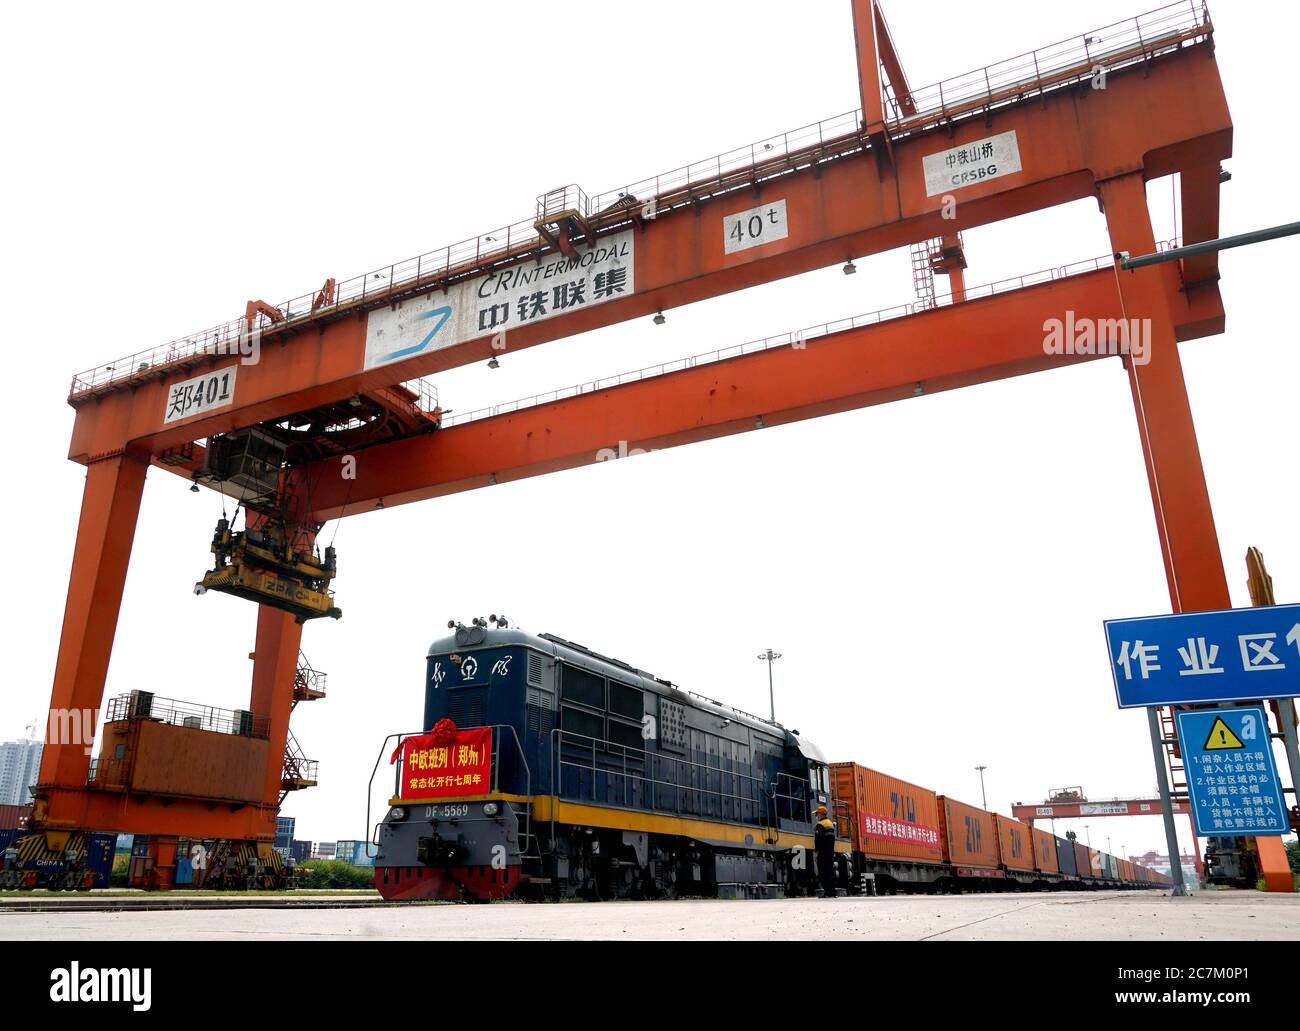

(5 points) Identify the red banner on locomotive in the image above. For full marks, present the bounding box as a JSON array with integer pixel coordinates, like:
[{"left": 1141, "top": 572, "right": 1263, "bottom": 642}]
[{"left": 390, "top": 721, "right": 491, "bottom": 799}]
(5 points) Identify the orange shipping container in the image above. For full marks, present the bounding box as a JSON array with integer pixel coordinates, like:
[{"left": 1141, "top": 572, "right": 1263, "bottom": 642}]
[
  {"left": 1031, "top": 826, "right": 1059, "bottom": 874},
  {"left": 936, "top": 796, "right": 1000, "bottom": 869},
  {"left": 992, "top": 814, "right": 1035, "bottom": 872},
  {"left": 830, "top": 763, "right": 943, "bottom": 865},
  {"left": 0, "top": 804, "right": 31, "bottom": 830},
  {"left": 1089, "top": 848, "right": 1103, "bottom": 878},
  {"left": 1073, "top": 840, "right": 1090, "bottom": 878}
]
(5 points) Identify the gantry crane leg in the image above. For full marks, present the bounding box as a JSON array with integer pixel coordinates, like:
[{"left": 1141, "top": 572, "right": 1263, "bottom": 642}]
[
  {"left": 250, "top": 592, "right": 306, "bottom": 807},
  {"left": 35, "top": 453, "right": 148, "bottom": 817},
  {"left": 31, "top": 456, "right": 292, "bottom": 851},
  {"left": 1099, "top": 172, "right": 1293, "bottom": 892}
]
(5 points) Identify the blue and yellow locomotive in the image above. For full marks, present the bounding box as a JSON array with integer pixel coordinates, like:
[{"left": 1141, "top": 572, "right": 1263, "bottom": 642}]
[{"left": 371, "top": 619, "right": 843, "bottom": 901}]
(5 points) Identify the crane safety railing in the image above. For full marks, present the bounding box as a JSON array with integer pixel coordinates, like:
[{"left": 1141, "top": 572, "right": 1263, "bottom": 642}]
[
  {"left": 67, "top": 104, "right": 867, "bottom": 400},
  {"left": 282, "top": 728, "right": 317, "bottom": 783},
  {"left": 886, "top": 1, "right": 1210, "bottom": 132},
  {"left": 102, "top": 691, "right": 270, "bottom": 738},
  {"left": 68, "top": 2, "right": 1209, "bottom": 401},
  {"left": 439, "top": 246, "right": 1172, "bottom": 430}
]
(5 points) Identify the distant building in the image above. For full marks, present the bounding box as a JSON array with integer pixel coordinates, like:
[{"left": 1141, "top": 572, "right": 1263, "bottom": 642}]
[
  {"left": 275, "top": 816, "right": 296, "bottom": 850},
  {"left": 289, "top": 839, "right": 312, "bottom": 862},
  {"left": 334, "top": 840, "right": 373, "bottom": 867},
  {"left": 311, "top": 841, "right": 336, "bottom": 860},
  {"left": 0, "top": 740, "right": 42, "bottom": 806}
]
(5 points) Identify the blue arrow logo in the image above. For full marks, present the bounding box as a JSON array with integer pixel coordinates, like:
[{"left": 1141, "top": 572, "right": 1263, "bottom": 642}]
[{"left": 381, "top": 305, "right": 452, "bottom": 363}]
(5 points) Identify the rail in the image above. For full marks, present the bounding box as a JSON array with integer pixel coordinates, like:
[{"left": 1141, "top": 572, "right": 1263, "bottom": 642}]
[
  {"left": 68, "top": 3, "right": 1209, "bottom": 400},
  {"left": 439, "top": 249, "right": 1144, "bottom": 429}
]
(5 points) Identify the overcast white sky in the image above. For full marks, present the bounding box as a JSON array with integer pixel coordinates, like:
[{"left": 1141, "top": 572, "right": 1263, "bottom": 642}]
[{"left": 2, "top": 0, "right": 1296, "bottom": 859}]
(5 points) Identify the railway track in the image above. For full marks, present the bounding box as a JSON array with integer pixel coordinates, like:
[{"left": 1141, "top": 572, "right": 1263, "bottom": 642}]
[{"left": 0, "top": 893, "right": 401, "bottom": 914}]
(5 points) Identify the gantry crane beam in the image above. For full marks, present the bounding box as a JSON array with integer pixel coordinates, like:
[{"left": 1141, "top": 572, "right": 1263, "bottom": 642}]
[
  {"left": 1012, "top": 798, "right": 1190, "bottom": 822},
  {"left": 64, "top": 22, "right": 1228, "bottom": 467},
  {"left": 288, "top": 267, "right": 1137, "bottom": 519}
]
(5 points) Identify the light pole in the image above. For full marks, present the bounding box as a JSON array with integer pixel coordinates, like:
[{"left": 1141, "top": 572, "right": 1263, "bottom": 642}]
[
  {"left": 756, "top": 649, "right": 782, "bottom": 721},
  {"left": 1084, "top": 825, "right": 1091, "bottom": 846},
  {"left": 974, "top": 765, "right": 988, "bottom": 810}
]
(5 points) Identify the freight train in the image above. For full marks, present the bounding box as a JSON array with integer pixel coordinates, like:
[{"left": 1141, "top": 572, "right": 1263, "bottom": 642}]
[{"left": 370, "top": 623, "right": 1171, "bottom": 900}]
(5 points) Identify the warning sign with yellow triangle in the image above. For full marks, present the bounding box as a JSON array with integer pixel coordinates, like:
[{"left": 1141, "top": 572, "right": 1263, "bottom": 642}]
[{"left": 1203, "top": 716, "right": 1244, "bottom": 751}]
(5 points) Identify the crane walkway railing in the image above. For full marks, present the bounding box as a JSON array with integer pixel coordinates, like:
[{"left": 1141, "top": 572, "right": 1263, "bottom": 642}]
[
  {"left": 438, "top": 247, "right": 1163, "bottom": 431},
  {"left": 68, "top": 2, "right": 1210, "bottom": 400},
  {"left": 886, "top": 1, "right": 1210, "bottom": 132}
]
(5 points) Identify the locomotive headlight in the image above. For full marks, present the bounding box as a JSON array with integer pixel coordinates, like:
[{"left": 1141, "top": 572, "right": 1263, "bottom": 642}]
[
  {"left": 390, "top": 807, "right": 408, "bottom": 822},
  {"left": 482, "top": 802, "right": 500, "bottom": 817}
]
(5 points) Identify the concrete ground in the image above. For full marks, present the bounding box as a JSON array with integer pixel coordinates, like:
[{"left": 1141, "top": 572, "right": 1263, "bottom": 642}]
[{"left": 1, "top": 889, "right": 1296, "bottom": 940}]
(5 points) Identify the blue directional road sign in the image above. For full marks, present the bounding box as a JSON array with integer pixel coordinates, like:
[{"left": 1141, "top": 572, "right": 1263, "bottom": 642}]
[
  {"left": 1104, "top": 603, "right": 1300, "bottom": 708},
  {"left": 1176, "top": 706, "right": 1289, "bottom": 837}
]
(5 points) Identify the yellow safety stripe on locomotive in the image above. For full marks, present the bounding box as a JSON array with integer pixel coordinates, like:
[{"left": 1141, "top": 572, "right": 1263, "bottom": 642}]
[
  {"left": 390, "top": 792, "right": 851, "bottom": 853},
  {"left": 531, "top": 798, "right": 851, "bottom": 853}
]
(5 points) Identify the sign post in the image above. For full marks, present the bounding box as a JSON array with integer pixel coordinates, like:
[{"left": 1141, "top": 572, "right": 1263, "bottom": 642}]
[
  {"left": 1104, "top": 601, "right": 1300, "bottom": 894},
  {"left": 1145, "top": 708, "right": 1188, "bottom": 896}
]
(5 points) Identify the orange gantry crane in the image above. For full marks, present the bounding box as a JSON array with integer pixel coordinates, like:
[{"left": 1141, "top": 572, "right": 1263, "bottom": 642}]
[{"left": 32, "top": 0, "right": 1294, "bottom": 890}]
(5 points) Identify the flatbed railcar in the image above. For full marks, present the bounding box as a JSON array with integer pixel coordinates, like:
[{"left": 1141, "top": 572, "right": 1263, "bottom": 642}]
[{"left": 369, "top": 624, "right": 1172, "bottom": 901}]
